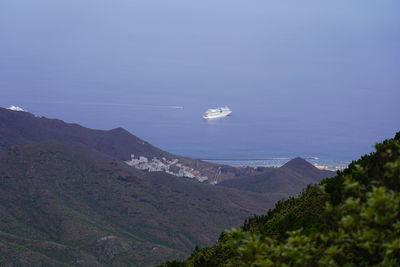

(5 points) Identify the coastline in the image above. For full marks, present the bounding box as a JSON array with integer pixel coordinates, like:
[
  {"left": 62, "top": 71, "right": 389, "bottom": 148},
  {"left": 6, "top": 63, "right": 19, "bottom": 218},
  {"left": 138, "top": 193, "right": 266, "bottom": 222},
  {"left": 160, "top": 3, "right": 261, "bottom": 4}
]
[{"left": 203, "top": 158, "right": 348, "bottom": 172}]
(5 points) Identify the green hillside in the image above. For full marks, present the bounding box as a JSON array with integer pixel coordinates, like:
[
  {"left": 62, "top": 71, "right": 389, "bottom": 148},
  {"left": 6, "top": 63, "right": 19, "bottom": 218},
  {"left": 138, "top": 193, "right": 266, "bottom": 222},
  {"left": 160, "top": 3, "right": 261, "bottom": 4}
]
[
  {"left": 0, "top": 109, "right": 336, "bottom": 266},
  {"left": 0, "top": 141, "right": 282, "bottom": 267},
  {"left": 161, "top": 132, "right": 400, "bottom": 266}
]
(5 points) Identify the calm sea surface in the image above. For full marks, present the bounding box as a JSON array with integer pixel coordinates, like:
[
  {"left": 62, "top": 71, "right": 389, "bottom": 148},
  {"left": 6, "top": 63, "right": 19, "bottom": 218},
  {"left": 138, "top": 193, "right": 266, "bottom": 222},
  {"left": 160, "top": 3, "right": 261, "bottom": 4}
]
[{"left": 1, "top": 0, "right": 399, "bottom": 167}]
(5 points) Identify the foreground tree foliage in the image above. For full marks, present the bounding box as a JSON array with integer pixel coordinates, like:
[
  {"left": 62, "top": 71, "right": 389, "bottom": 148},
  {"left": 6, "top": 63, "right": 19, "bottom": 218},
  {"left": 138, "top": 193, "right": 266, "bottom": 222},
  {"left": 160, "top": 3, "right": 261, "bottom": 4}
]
[{"left": 160, "top": 132, "right": 400, "bottom": 266}]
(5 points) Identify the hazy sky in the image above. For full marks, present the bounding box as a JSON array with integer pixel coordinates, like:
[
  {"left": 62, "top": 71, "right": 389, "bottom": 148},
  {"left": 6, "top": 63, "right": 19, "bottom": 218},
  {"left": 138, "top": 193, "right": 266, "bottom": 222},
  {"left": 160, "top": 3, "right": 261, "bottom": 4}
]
[{"left": 1, "top": 0, "right": 399, "bottom": 160}]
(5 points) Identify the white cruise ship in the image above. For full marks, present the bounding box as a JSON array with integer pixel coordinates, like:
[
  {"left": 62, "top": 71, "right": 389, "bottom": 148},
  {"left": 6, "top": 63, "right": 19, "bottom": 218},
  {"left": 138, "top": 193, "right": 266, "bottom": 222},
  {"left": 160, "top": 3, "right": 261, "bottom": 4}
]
[{"left": 203, "top": 106, "right": 232, "bottom": 119}]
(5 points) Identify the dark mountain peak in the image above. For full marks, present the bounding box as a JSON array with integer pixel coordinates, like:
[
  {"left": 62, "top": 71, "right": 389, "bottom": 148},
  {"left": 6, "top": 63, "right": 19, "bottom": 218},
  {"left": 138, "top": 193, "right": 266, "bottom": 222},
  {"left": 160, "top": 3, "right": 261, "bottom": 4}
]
[
  {"left": 107, "top": 127, "right": 134, "bottom": 139},
  {"left": 107, "top": 127, "right": 144, "bottom": 142},
  {"left": 218, "top": 157, "right": 334, "bottom": 195},
  {"left": 110, "top": 127, "right": 128, "bottom": 133},
  {"left": 0, "top": 107, "right": 172, "bottom": 160},
  {"left": 281, "top": 157, "right": 317, "bottom": 171}
]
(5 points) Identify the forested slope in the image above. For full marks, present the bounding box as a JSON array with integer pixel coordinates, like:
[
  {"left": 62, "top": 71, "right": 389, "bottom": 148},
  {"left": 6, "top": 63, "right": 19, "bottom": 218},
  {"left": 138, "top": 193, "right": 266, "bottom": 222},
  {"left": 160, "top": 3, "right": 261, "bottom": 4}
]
[{"left": 161, "top": 132, "right": 400, "bottom": 266}]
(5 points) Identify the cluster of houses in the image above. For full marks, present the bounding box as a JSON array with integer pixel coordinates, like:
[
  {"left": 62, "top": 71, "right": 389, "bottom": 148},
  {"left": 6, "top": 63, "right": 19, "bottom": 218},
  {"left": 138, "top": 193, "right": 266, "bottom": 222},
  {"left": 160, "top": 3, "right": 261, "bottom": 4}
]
[{"left": 125, "top": 155, "right": 209, "bottom": 182}]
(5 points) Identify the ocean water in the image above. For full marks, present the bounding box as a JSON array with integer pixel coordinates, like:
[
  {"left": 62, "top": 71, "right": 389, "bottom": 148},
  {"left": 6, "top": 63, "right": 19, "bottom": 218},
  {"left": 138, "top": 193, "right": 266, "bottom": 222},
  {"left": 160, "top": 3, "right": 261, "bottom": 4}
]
[{"left": 1, "top": 0, "right": 399, "bottom": 167}]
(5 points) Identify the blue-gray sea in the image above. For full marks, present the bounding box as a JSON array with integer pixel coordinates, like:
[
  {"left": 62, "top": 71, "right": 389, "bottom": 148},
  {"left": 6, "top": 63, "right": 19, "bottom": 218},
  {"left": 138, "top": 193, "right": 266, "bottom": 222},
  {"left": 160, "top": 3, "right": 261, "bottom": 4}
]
[{"left": 1, "top": 0, "right": 399, "bottom": 168}]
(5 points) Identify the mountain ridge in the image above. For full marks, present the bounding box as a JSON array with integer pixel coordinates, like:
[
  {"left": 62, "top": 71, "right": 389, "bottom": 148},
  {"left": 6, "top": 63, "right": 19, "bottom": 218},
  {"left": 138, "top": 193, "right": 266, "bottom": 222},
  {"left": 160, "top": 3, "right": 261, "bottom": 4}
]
[
  {"left": 0, "top": 108, "right": 262, "bottom": 183},
  {"left": 0, "top": 107, "right": 172, "bottom": 161},
  {"left": 217, "top": 157, "right": 334, "bottom": 195},
  {"left": 0, "top": 140, "right": 282, "bottom": 266},
  {"left": 0, "top": 108, "right": 336, "bottom": 266}
]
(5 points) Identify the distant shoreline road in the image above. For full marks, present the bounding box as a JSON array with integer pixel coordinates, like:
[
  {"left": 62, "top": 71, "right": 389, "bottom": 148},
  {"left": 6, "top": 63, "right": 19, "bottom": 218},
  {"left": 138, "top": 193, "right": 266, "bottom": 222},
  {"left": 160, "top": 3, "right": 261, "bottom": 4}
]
[
  {"left": 202, "top": 158, "right": 348, "bottom": 172},
  {"left": 200, "top": 157, "right": 318, "bottom": 161}
]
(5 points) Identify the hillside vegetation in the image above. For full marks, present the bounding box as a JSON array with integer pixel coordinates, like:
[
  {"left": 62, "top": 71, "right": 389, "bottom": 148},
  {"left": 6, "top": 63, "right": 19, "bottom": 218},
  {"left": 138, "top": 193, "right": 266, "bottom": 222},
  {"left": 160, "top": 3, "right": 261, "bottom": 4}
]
[
  {"left": 0, "top": 109, "right": 336, "bottom": 266},
  {"left": 161, "top": 132, "right": 400, "bottom": 266},
  {"left": 0, "top": 141, "right": 280, "bottom": 266}
]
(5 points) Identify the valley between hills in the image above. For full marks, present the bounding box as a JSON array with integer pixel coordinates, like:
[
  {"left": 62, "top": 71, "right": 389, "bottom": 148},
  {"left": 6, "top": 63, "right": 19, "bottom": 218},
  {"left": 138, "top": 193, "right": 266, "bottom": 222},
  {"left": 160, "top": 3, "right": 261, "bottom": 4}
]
[{"left": 0, "top": 107, "right": 336, "bottom": 266}]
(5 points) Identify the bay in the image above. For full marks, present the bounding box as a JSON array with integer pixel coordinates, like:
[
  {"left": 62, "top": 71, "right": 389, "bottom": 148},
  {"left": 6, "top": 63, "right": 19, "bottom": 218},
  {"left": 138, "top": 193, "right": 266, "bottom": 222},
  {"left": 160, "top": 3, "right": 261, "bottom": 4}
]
[{"left": 1, "top": 0, "right": 399, "bottom": 166}]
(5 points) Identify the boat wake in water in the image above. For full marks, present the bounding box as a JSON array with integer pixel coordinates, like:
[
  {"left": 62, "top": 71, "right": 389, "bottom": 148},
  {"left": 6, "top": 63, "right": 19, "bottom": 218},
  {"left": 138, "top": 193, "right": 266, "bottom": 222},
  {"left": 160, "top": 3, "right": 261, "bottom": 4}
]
[{"left": 23, "top": 101, "right": 184, "bottom": 110}]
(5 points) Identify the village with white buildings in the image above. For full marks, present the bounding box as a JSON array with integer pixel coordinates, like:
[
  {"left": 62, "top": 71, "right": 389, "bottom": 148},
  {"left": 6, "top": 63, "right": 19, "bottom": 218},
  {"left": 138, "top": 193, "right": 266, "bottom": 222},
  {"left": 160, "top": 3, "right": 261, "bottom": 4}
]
[{"left": 125, "top": 155, "right": 209, "bottom": 182}]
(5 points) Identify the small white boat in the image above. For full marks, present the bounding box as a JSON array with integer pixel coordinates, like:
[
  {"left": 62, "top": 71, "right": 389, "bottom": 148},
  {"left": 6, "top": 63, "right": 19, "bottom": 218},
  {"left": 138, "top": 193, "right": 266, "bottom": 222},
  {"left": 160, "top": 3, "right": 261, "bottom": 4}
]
[{"left": 203, "top": 106, "right": 232, "bottom": 119}]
